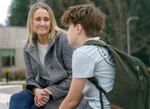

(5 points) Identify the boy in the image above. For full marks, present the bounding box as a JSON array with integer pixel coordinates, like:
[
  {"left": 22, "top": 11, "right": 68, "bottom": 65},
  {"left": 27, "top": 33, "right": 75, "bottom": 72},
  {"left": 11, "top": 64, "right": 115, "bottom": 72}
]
[{"left": 59, "top": 4, "right": 115, "bottom": 109}]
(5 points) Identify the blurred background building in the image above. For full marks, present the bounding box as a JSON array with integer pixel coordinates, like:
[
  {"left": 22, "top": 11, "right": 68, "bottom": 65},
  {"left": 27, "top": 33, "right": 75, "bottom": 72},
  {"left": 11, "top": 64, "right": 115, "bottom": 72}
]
[{"left": 0, "top": 27, "right": 26, "bottom": 80}]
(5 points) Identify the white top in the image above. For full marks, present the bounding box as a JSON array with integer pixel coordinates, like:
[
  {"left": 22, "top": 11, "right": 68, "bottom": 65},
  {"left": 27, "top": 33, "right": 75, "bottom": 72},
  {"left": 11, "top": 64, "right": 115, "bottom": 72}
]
[
  {"left": 37, "top": 42, "right": 49, "bottom": 79},
  {"left": 72, "top": 38, "right": 115, "bottom": 109},
  {"left": 37, "top": 42, "right": 48, "bottom": 67}
]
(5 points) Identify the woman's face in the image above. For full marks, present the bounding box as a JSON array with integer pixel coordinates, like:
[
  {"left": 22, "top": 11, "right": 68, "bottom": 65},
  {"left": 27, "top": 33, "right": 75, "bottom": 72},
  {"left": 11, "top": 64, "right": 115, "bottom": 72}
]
[{"left": 32, "top": 8, "right": 51, "bottom": 37}]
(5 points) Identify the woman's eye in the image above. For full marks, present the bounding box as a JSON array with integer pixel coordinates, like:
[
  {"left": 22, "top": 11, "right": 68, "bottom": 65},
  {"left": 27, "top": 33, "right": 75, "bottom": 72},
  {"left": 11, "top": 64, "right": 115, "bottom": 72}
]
[
  {"left": 34, "top": 18, "right": 41, "bottom": 22},
  {"left": 43, "top": 18, "right": 49, "bottom": 22},
  {"left": 34, "top": 17, "right": 50, "bottom": 22}
]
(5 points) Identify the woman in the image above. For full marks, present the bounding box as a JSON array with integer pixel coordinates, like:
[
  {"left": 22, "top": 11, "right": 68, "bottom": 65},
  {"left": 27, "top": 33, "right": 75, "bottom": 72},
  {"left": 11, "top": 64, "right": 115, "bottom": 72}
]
[{"left": 9, "top": 2, "right": 88, "bottom": 109}]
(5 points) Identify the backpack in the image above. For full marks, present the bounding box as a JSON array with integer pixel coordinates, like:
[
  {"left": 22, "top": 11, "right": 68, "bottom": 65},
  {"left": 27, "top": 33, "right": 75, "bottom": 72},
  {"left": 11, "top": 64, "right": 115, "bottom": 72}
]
[{"left": 84, "top": 40, "right": 150, "bottom": 109}]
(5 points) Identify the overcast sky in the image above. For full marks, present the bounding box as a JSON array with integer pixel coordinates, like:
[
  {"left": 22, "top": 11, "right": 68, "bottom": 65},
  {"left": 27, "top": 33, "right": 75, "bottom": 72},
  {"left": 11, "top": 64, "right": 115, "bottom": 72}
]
[{"left": 0, "top": 0, "right": 13, "bottom": 26}]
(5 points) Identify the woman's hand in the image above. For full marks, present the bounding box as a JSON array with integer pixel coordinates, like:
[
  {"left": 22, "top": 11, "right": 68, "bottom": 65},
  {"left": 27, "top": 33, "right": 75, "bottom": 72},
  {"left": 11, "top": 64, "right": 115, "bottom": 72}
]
[{"left": 34, "top": 88, "right": 52, "bottom": 107}]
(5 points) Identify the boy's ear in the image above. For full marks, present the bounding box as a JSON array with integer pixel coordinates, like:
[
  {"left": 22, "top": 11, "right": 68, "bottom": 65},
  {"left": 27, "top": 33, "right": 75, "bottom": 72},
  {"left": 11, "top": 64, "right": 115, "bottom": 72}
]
[{"left": 76, "top": 24, "right": 83, "bottom": 34}]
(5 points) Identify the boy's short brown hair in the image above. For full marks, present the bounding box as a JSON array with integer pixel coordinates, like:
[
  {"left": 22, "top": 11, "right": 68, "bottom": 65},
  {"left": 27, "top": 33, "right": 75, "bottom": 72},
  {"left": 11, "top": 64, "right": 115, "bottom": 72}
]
[{"left": 61, "top": 4, "right": 105, "bottom": 37}]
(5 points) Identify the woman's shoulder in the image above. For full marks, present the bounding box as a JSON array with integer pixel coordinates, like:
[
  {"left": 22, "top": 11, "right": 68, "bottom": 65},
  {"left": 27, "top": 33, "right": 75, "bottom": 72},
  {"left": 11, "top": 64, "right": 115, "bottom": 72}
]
[
  {"left": 55, "top": 30, "right": 76, "bottom": 51},
  {"left": 23, "top": 40, "right": 32, "bottom": 52},
  {"left": 55, "top": 29, "right": 67, "bottom": 41},
  {"left": 54, "top": 30, "right": 70, "bottom": 46}
]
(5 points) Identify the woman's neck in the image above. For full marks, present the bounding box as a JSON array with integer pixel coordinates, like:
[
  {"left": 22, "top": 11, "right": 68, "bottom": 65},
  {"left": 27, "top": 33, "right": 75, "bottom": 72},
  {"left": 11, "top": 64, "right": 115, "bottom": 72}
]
[{"left": 38, "top": 35, "right": 49, "bottom": 44}]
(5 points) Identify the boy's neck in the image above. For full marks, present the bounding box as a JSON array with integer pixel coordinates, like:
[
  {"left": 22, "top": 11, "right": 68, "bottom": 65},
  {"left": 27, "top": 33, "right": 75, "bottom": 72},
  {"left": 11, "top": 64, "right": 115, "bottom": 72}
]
[
  {"left": 77, "top": 36, "right": 100, "bottom": 47},
  {"left": 77, "top": 35, "right": 91, "bottom": 47}
]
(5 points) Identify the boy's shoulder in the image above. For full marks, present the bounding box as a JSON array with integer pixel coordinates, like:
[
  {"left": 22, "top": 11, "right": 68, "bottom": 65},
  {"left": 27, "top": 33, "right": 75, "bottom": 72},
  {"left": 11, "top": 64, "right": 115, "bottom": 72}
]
[
  {"left": 75, "top": 45, "right": 96, "bottom": 53},
  {"left": 74, "top": 44, "right": 111, "bottom": 62},
  {"left": 73, "top": 45, "right": 98, "bottom": 59}
]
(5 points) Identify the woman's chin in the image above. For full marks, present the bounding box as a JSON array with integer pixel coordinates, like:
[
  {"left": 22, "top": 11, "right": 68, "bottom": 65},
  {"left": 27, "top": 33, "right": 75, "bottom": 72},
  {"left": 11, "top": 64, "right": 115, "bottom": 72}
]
[{"left": 38, "top": 33, "right": 49, "bottom": 37}]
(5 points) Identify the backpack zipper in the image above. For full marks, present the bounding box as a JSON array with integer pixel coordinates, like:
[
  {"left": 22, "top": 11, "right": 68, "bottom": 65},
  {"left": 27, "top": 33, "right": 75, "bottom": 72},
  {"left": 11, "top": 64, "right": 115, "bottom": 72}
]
[{"left": 137, "top": 65, "right": 143, "bottom": 90}]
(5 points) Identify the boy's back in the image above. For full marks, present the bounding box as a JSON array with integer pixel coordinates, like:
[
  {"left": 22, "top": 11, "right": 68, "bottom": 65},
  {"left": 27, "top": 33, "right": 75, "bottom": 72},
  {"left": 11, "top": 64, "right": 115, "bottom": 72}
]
[{"left": 72, "top": 38, "right": 115, "bottom": 109}]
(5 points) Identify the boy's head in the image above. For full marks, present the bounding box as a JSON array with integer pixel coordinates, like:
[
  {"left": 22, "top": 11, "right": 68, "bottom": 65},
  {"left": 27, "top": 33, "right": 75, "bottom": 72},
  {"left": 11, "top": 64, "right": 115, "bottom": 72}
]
[{"left": 61, "top": 4, "right": 106, "bottom": 37}]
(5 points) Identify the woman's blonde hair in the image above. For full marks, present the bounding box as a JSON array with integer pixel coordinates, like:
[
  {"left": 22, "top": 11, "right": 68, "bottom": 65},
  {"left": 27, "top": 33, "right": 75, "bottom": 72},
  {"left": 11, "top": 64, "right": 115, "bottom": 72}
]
[{"left": 27, "top": 2, "right": 59, "bottom": 45}]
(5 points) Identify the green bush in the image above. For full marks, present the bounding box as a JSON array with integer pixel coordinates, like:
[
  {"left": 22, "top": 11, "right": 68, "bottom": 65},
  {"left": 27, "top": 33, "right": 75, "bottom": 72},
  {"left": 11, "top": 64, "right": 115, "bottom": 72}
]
[
  {"left": 12, "top": 68, "right": 26, "bottom": 80},
  {"left": 0, "top": 68, "right": 25, "bottom": 81}
]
